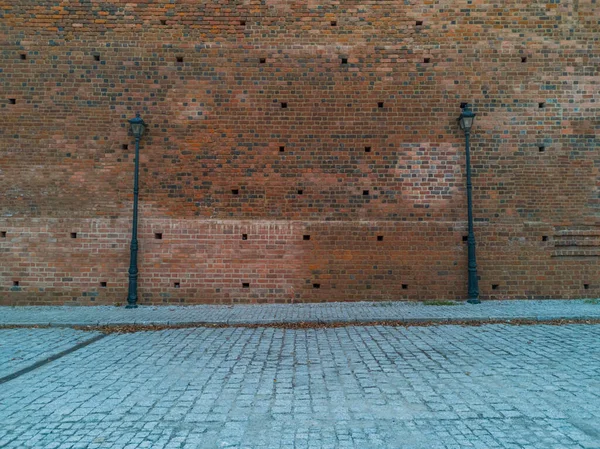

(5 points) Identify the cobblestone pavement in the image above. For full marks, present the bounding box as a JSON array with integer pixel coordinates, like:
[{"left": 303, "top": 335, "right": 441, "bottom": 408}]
[
  {"left": 0, "top": 328, "right": 102, "bottom": 380},
  {"left": 1, "top": 324, "right": 599, "bottom": 448},
  {"left": 1, "top": 299, "right": 599, "bottom": 326}
]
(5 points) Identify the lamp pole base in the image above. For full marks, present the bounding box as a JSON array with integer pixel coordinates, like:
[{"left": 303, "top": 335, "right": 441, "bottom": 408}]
[
  {"left": 467, "top": 298, "right": 481, "bottom": 304},
  {"left": 125, "top": 303, "right": 138, "bottom": 309}
]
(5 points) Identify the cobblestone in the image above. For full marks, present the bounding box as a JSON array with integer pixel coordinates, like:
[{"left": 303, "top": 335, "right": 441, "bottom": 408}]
[
  {"left": 0, "top": 328, "right": 102, "bottom": 380},
  {"left": 1, "top": 299, "right": 599, "bottom": 327},
  {"left": 0, "top": 324, "right": 599, "bottom": 448}
]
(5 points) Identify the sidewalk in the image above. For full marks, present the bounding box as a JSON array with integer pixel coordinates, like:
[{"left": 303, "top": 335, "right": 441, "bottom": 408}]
[
  {"left": 2, "top": 301, "right": 600, "bottom": 448},
  {"left": 1, "top": 299, "right": 599, "bottom": 327}
]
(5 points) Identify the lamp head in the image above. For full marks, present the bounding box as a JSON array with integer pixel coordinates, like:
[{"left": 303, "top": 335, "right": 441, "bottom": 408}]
[
  {"left": 128, "top": 113, "right": 146, "bottom": 139},
  {"left": 459, "top": 104, "right": 476, "bottom": 132}
]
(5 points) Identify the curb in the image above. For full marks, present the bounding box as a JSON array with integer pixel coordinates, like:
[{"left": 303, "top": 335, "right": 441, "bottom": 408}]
[{"left": 3, "top": 316, "right": 600, "bottom": 332}]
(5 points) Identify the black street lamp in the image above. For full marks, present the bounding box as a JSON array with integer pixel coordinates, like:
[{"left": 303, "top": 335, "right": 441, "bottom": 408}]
[
  {"left": 126, "top": 113, "right": 146, "bottom": 308},
  {"left": 459, "top": 104, "right": 480, "bottom": 304}
]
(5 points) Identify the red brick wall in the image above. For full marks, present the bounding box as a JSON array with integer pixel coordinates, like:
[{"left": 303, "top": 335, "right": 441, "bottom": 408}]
[{"left": 1, "top": 0, "right": 598, "bottom": 304}]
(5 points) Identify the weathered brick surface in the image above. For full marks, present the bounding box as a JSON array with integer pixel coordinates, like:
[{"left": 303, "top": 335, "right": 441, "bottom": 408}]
[{"left": 0, "top": 1, "right": 598, "bottom": 304}]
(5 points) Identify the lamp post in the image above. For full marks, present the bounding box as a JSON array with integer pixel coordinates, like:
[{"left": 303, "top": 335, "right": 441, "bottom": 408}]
[
  {"left": 458, "top": 104, "right": 480, "bottom": 304},
  {"left": 126, "top": 113, "right": 146, "bottom": 308}
]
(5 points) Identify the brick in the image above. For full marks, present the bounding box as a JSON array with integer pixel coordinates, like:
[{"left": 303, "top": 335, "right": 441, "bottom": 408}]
[{"left": 0, "top": 1, "right": 598, "bottom": 304}]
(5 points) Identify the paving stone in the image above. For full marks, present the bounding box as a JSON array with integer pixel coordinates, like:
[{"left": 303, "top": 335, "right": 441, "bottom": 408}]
[
  {"left": 0, "top": 328, "right": 102, "bottom": 379},
  {"left": 0, "top": 324, "right": 599, "bottom": 447},
  {"left": 1, "top": 299, "right": 599, "bottom": 327}
]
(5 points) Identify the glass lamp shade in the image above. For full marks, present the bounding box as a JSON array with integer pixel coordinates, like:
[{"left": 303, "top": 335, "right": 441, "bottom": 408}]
[
  {"left": 128, "top": 113, "right": 146, "bottom": 138},
  {"left": 459, "top": 105, "right": 476, "bottom": 131}
]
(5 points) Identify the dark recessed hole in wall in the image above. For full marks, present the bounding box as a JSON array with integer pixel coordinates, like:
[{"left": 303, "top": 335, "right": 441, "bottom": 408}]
[
  {"left": 71, "top": 232, "right": 77, "bottom": 239},
  {"left": 402, "top": 284, "right": 408, "bottom": 290},
  {"left": 364, "top": 146, "right": 371, "bottom": 153},
  {"left": 242, "top": 234, "right": 248, "bottom": 240},
  {"left": 240, "top": 20, "right": 246, "bottom": 26},
  {"left": 279, "top": 146, "right": 285, "bottom": 152},
  {"left": 13, "top": 281, "right": 19, "bottom": 287},
  {"left": 424, "top": 58, "right": 431, "bottom": 63},
  {"left": 154, "top": 233, "right": 163, "bottom": 240},
  {"left": 9, "top": 99, "right": 16, "bottom": 104},
  {"left": 174, "top": 282, "right": 180, "bottom": 288},
  {"left": 313, "top": 283, "right": 321, "bottom": 289},
  {"left": 232, "top": 189, "right": 239, "bottom": 195},
  {"left": 93, "top": 54, "right": 100, "bottom": 61},
  {"left": 341, "top": 57, "right": 348, "bottom": 64},
  {"left": 377, "top": 102, "right": 384, "bottom": 108},
  {"left": 542, "top": 235, "right": 548, "bottom": 241},
  {"left": 176, "top": 56, "right": 184, "bottom": 64},
  {"left": 492, "top": 284, "right": 499, "bottom": 290},
  {"left": 242, "top": 282, "right": 250, "bottom": 288},
  {"left": 259, "top": 58, "right": 266, "bottom": 64},
  {"left": 377, "top": 236, "right": 384, "bottom": 241},
  {"left": 416, "top": 20, "right": 423, "bottom": 26},
  {"left": 539, "top": 146, "right": 546, "bottom": 153},
  {"left": 462, "top": 235, "right": 468, "bottom": 242},
  {"left": 584, "top": 283, "right": 590, "bottom": 290},
  {"left": 460, "top": 102, "right": 468, "bottom": 109},
  {"left": 331, "top": 20, "right": 337, "bottom": 26},
  {"left": 521, "top": 56, "right": 527, "bottom": 63},
  {"left": 1, "top": 231, "right": 6, "bottom": 238},
  {"left": 122, "top": 144, "right": 128, "bottom": 150},
  {"left": 539, "top": 102, "right": 545, "bottom": 108},
  {"left": 20, "top": 53, "right": 27, "bottom": 60},
  {"left": 297, "top": 189, "right": 303, "bottom": 195},
  {"left": 363, "top": 190, "right": 369, "bottom": 196},
  {"left": 160, "top": 19, "right": 167, "bottom": 25},
  {"left": 100, "top": 282, "right": 107, "bottom": 288},
  {"left": 303, "top": 235, "right": 311, "bottom": 241},
  {"left": 281, "top": 102, "right": 288, "bottom": 108}
]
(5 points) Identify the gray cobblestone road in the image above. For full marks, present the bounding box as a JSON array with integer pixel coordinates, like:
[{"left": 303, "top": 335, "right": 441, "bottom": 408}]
[
  {"left": 0, "top": 328, "right": 102, "bottom": 380},
  {"left": 1, "top": 299, "right": 599, "bottom": 326},
  {"left": 1, "top": 324, "right": 599, "bottom": 448}
]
